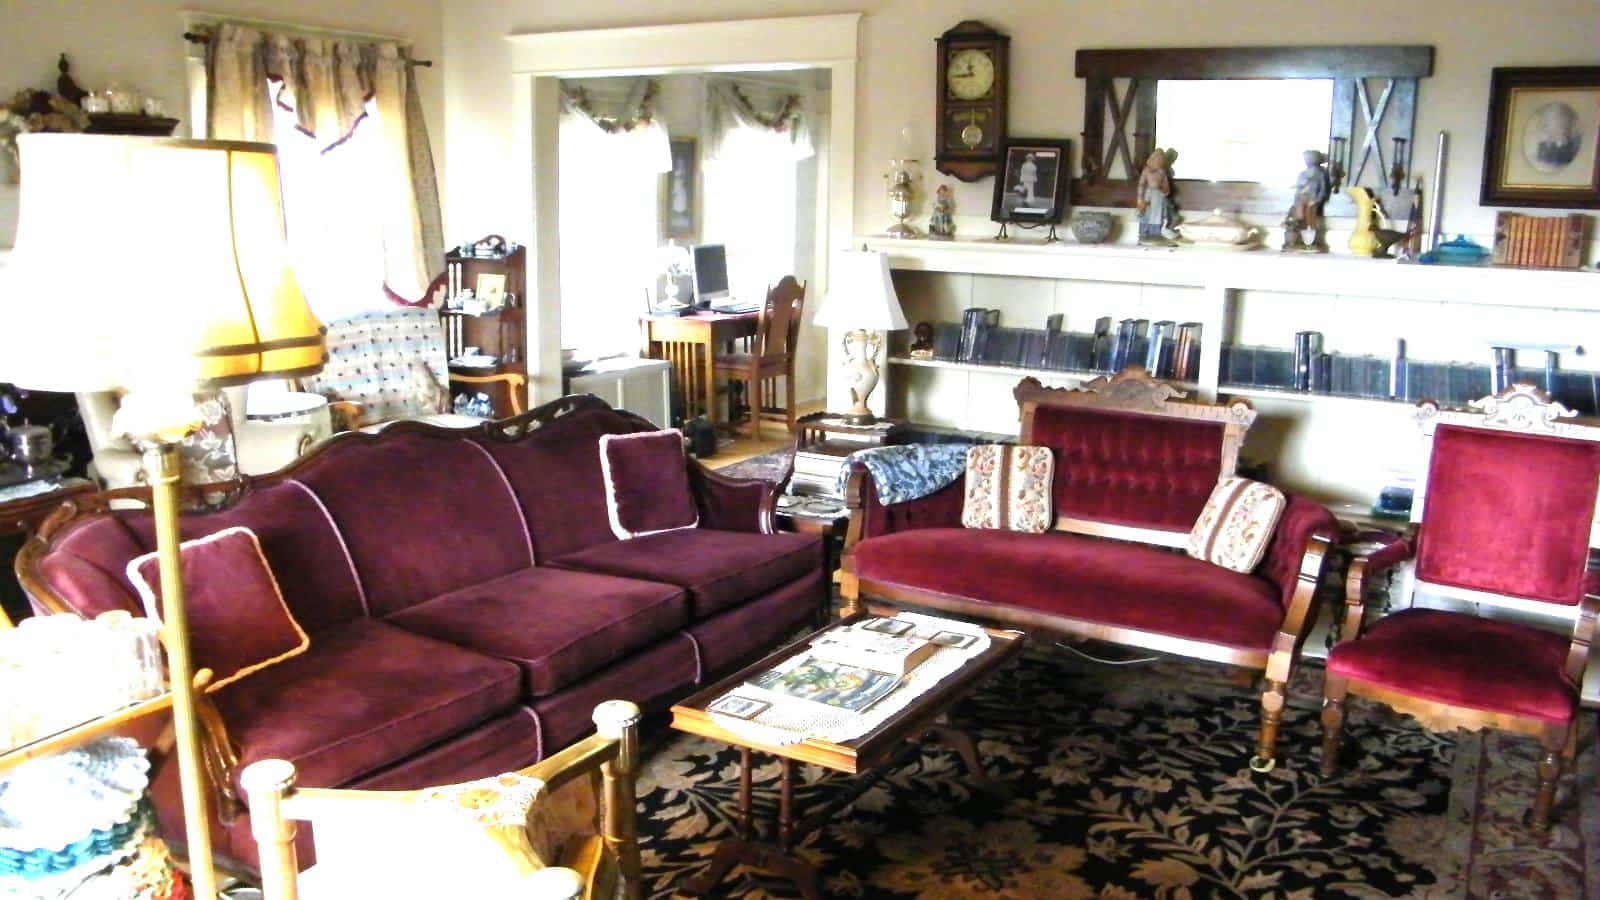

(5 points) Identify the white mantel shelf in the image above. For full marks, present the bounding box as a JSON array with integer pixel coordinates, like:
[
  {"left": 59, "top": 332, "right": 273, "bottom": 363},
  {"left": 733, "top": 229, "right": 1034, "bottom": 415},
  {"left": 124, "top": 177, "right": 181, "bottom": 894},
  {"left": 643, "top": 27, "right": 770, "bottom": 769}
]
[{"left": 859, "top": 236, "right": 1600, "bottom": 312}]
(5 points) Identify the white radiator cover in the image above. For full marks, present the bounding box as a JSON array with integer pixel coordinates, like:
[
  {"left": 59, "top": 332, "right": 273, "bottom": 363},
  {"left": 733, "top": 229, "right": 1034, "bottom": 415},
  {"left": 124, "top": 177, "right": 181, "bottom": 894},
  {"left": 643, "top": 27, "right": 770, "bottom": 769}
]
[{"left": 567, "top": 357, "right": 671, "bottom": 428}]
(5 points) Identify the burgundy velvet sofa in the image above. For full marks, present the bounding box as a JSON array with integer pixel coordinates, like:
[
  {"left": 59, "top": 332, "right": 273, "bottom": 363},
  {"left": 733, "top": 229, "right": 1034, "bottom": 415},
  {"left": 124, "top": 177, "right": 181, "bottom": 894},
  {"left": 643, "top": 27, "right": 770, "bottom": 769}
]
[
  {"left": 839, "top": 371, "right": 1338, "bottom": 772},
  {"left": 16, "top": 394, "right": 825, "bottom": 868}
]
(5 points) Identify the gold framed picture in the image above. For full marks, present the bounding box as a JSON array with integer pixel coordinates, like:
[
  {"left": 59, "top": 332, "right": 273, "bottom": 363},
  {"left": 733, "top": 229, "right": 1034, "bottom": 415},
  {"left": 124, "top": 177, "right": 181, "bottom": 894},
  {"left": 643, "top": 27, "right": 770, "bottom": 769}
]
[
  {"left": 475, "top": 273, "right": 507, "bottom": 309},
  {"left": 1481, "top": 66, "right": 1600, "bottom": 209}
]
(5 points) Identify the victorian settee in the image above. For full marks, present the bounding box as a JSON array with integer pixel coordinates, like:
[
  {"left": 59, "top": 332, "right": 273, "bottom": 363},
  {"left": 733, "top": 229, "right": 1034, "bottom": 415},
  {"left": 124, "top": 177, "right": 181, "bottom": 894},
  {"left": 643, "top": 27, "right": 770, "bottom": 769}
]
[
  {"left": 16, "top": 394, "right": 825, "bottom": 870},
  {"left": 839, "top": 369, "right": 1338, "bottom": 771}
]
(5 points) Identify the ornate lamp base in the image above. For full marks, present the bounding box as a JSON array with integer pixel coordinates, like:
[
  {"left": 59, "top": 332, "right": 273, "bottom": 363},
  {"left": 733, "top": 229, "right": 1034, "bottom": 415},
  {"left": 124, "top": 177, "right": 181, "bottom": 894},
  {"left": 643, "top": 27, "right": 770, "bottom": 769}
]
[{"left": 840, "top": 328, "right": 883, "bottom": 425}]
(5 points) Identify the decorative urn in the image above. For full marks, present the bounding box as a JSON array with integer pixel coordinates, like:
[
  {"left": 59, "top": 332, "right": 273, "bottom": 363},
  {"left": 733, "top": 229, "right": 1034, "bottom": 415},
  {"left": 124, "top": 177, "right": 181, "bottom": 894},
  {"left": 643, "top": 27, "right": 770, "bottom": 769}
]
[{"left": 1178, "top": 209, "right": 1264, "bottom": 249}]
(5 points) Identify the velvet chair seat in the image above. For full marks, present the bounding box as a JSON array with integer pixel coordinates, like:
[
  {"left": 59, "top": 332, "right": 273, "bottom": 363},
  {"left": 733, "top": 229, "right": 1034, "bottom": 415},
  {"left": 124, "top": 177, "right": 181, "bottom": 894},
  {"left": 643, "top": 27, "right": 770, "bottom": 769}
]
[
  {"left": 853, "top": 528, "right": 1285, "bottom": 650},
  {"left": 213, "top": 619, "right": 523, "bottom": 793},
  {"left": 1326, "top": 608, "right": 1577, "bottom": 723},
  {"left": 385, "top": 566, "right": 690, "bottom": 696},
  {"left": 552, "top": 528, "right": 821, "bottom": 619}
]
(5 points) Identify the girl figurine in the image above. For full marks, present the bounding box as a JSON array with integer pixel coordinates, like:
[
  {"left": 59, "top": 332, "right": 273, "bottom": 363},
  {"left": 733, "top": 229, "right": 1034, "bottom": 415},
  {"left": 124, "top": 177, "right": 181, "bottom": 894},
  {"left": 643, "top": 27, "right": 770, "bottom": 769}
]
[
  {"left": 928, "top": 184, "right": 956, "bottom": 238},
  {"left": 1136, "top": 149, "right": 1177, "bottom": 245}
]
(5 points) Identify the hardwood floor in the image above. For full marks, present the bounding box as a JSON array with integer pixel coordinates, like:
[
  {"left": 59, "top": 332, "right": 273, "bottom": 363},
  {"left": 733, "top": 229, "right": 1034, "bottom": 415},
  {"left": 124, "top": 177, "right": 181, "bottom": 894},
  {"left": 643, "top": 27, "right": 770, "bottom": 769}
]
[{"left": 705, "top": 400, "right": 822, "bottom": 469}]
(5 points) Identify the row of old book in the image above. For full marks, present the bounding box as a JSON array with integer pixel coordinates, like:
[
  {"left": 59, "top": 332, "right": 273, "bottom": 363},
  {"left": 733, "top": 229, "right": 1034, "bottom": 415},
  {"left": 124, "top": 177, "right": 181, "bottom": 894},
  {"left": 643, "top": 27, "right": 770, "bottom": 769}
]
[
  {"left": 1490, "top": 212, "right": 1585, "bottom": 269},
  {"left": 936, "top": 312, "right": 1204, "bottom": 380}
]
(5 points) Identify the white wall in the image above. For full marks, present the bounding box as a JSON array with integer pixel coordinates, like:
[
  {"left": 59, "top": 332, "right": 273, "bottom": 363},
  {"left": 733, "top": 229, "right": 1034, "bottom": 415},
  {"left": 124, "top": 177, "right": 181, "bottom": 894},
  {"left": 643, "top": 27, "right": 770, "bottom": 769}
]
[
  {"left": 0, "top": 0, "right": 445, "bottom": 248},
  {"left": 443, "top": 0, "right": 1600, "bottom": 243}
]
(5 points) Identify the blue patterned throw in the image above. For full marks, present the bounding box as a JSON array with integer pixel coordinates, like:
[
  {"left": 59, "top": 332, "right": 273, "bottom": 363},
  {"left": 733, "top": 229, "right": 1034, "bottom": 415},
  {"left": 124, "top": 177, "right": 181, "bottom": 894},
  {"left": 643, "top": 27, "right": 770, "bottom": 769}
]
[{"left": 835, "top": 443, "right": 975, "bottom": 505}]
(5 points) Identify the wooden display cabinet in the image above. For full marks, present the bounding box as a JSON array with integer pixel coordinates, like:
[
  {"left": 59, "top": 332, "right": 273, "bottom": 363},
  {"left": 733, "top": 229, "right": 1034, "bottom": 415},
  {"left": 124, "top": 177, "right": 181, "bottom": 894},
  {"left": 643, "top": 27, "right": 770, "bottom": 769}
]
[{"left": 443, "top": 238, "right": 528, "bottom": 418}]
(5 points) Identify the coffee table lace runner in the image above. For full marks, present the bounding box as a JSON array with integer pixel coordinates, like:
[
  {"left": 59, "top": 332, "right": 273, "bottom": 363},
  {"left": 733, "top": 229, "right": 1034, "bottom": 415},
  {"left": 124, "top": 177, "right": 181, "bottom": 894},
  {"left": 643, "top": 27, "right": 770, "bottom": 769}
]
[{"left": 707, "top": 613, "right": 992, "bottom": 746}]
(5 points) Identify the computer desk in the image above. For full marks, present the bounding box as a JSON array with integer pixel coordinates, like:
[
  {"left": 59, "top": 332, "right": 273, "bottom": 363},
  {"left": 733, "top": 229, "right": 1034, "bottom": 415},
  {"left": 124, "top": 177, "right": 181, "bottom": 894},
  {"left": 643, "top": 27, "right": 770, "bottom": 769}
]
[{"left": 640, "top": 309, "right": 759, "bottom": 425}]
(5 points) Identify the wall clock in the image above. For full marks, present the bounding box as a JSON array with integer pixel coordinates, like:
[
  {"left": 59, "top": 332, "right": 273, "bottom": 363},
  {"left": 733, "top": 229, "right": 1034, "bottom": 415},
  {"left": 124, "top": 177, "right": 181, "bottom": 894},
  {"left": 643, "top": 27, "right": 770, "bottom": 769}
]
[{"left": 935, "top": 20, "right": 1009, "bottom": 182}]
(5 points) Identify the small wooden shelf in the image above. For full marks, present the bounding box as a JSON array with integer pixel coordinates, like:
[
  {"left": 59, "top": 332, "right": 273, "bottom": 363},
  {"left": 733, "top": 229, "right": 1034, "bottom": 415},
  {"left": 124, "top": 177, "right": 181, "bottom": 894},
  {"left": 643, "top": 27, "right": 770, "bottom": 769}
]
[
  {"left": 0, "top": 693, "right": 172, "bottom": 773},
  {"left": 889, "top": 355, "right": 1199, "bottom": 391}
]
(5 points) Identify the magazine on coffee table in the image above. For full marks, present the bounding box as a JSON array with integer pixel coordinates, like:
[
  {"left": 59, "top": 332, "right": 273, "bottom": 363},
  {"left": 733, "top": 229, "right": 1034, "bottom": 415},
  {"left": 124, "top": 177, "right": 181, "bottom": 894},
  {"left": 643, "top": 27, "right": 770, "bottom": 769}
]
[{"left": 747, "top": 656, "right": 902, "bottom": 713}]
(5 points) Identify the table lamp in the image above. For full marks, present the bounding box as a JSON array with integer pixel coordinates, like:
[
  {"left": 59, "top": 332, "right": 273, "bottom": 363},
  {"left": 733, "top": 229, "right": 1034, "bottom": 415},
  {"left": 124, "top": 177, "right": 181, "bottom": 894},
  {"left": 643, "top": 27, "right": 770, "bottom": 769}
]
[
  {"left": 0, "top": 134, "right": 326, "bottom": 899},
  {"left": 812, "top": 249, "right": 907, "bottom": 425}
]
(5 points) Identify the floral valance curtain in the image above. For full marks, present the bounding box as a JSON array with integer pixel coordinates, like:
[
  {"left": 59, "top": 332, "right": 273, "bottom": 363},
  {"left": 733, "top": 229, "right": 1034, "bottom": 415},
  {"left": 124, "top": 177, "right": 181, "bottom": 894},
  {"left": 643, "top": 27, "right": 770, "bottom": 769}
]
[
  {"left": 559, "top": 77, "right": 671, "bottom": 173},
  {"left": 203, "top": 22, "right": 443, "bottom": 303},
  {"left": 703, "top": 79, "right": 814, "bottom": 163}
]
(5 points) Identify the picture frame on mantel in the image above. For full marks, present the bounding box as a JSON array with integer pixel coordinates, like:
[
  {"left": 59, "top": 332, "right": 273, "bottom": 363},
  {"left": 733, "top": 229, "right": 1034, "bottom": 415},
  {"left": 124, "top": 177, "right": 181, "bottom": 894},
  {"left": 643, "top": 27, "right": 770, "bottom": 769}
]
[
  {"left": 991, "top": 138, "right": 1071, "bottom": 225},
  {"left": 1480, "top": 66, "right": 1600, "bottom": 209}
]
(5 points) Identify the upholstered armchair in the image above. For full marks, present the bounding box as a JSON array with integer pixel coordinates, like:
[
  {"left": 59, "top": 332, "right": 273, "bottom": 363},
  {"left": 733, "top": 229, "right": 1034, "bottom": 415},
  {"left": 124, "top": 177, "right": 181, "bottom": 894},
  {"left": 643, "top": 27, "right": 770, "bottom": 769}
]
[
  {"left": 244, "top": 700, "right": 642, "bottom": 900},
  {"left": 1322, "top": 385, "right": 1600, "bottom": 830},
  {"left": 296, "top": 307, "right": 525, "bottom": 432},
  {"left": 76, "top": 386, "right": 316, "bottom": 489}
]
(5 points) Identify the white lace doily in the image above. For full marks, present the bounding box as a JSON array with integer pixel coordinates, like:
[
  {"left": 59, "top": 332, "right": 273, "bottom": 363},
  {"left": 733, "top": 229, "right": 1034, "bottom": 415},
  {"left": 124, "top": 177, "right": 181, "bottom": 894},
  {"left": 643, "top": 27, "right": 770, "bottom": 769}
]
[{"left": 707, "top": 613, "right": 991, "bottom": 746}]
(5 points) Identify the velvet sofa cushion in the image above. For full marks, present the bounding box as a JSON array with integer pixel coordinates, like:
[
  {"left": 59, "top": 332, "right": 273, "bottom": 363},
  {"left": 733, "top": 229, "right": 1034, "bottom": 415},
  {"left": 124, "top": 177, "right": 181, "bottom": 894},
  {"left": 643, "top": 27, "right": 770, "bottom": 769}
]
[
  {"left": 599, "top": 430, "right": 698, "bottom": 539},
  {"left": 213, "top": 618, "right": 522, "bottom": 792},
  {"left": 475, "top": 408, "right": 644, "bottom": 560},
  {"left": 1186, "top": 477, "right": 1286, "bottom": 573},
  {"left": 551, "top": 528, "right": 822, "bottom": 619},
  {"left": 124, "top": 481, "right": 370, "bottom": 634},
  {"left": 126, "top": 527, "right": 310, "bottom": 691},
  {"left": 291, "top": 430, "right": 534, "bottom": 616},
  {"left": 1327, "top": 608, "right": 1577, "bottom": 723},
  {"left": 35, "top": 516, "right": 147, "bottom": 619},
  {"left": 1026, "top": 403, "right": 1224, "bottom": 532},
  {"left": 852, "top": 528, "right": 1284, "bottom": 650},
  {"left": 384, "top": 566, "right": 689, "bottom": 697},
  {"left": 1416, "top": 424, "right": 1600, "bottom": 606}
]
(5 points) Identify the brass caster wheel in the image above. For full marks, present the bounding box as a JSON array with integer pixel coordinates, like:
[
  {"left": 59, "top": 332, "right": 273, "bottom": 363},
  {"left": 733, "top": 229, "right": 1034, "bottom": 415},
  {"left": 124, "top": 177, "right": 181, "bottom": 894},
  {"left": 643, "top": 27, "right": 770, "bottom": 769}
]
[{"left": 1248, "top": 755, "right": 1276, "bottom": 773}]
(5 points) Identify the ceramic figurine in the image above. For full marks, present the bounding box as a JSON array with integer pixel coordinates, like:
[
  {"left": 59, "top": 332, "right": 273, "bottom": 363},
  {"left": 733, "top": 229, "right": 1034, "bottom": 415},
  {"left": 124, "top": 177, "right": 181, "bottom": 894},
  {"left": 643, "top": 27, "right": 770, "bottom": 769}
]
[
  {"left": 1282, "top": 150, "right": 1332, "bottom": 252},
  {"left": 1345, "top": 187, "right": 1408, "bottom": 258},
  {"left": 1136, "top": 149, "right": 1177, "bottom": 245},
  {"left": 909, "top": 322, "right": 936, "bottom": 358},
  {"left": 928, "top": 184, "right": 956, "bottom": 238}
]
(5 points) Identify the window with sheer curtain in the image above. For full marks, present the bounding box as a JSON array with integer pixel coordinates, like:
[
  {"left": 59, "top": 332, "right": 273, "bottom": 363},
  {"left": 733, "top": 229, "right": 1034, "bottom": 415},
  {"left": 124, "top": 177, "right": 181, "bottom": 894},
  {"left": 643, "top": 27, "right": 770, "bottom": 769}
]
[
  {"left": 558, "top": 115, "right": 666, "bottom": 359},
  {"left": 269, "top": 97, "right": 393, "bottom": 322},
  {"left": 701, "top": 125, "right": 800, "bottom": 304}
]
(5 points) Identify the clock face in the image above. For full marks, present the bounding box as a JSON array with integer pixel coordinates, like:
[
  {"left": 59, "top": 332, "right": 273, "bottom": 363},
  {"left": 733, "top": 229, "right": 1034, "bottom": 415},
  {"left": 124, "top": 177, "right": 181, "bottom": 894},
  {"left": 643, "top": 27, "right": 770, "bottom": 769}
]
[{"left": 946, "top": 48, "right": 996, "bottom": 101}]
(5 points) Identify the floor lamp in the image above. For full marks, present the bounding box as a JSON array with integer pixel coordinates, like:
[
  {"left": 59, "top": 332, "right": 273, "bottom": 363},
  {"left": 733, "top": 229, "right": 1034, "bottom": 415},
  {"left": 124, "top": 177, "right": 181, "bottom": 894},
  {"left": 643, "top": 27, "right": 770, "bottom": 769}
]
[{"left": 0, "top": 134, "right": 326, "bottom": 899}]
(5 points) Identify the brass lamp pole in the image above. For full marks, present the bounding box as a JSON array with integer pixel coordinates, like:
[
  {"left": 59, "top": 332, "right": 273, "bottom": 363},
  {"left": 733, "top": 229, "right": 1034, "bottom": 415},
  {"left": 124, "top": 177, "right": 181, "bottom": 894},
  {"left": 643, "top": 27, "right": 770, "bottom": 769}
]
[{"left": 0, "top": 135, "right": 326, "bottom": 899}]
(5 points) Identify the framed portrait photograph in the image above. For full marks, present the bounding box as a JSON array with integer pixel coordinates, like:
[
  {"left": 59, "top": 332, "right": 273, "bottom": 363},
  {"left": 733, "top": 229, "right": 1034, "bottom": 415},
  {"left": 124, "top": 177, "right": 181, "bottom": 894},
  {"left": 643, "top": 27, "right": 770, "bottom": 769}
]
[
  {"left": 707, "top": 694, "right": 770, "bottom": 720},
  {"left": 663, "top": 138, "right": 698, "bottom": 238},
  {"left": 991, "top": 138, "right": 1072, "bottom": 224},
  {"left": 1480, "top": 67, "right": 1600, "bottom": 209}
]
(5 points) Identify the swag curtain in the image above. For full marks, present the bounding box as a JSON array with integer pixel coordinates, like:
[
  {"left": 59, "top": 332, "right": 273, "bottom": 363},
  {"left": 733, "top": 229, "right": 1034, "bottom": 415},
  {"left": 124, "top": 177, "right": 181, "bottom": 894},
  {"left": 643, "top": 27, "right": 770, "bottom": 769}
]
[
  {"left": 703, "top": 79, "right": 814, "bottom": 163},
  {"left": 203, "top": 22, "right": 443, "bottom": 307}
]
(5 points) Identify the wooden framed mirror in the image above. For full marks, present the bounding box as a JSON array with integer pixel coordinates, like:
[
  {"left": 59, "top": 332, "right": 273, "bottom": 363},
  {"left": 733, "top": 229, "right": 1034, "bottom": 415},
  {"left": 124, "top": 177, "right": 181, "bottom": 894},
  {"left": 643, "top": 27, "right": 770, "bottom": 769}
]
[{"left": 1072, "top": 45, "right": 1434, "bottom": 217}]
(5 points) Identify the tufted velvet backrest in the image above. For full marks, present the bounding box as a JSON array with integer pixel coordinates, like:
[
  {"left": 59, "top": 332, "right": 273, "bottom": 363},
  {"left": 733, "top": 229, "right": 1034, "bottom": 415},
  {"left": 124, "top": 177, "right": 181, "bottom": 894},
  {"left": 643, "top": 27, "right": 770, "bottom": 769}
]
[
  {"left": 1416, "top": 424, "right": 1600, "bottom": 606},
  {"left": 1025, "top": 403, "right": 1226, "bottom": 532}
]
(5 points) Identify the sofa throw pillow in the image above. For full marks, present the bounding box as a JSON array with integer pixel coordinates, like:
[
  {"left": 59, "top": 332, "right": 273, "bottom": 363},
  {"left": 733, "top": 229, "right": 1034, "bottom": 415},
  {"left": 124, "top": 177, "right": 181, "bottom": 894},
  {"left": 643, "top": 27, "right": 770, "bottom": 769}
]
[
  {"left": 599, "top": 429, "right": 699, "bottom": 540},
  {"left": 126, "top": 526, "right": 310, "bottom": 691},
  {"left": 1186, "top": 477, "right": 1287, "bottom": 573},
  {"left": 961, "top": 444, "right": 1055, "bottom": 533}
]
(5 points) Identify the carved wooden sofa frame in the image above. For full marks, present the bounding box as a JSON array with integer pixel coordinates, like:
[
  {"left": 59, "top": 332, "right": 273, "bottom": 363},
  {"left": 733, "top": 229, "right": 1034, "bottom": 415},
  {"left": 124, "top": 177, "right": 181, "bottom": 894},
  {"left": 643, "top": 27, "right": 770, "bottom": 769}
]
[{"left": 839, "top": 368, "right": 1336, "bottom": 772}]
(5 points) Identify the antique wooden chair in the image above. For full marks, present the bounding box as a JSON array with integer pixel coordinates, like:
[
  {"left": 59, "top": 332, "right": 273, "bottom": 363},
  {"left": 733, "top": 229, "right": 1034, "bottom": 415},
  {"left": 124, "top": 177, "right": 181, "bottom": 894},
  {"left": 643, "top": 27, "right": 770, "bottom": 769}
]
[
  {"left": 243, "top": 700, "right": 642, "bottom": 900},
  {"left": 712, "top": 276, "right": 806, "bottom": 438},
  {"left": 1322, "top": 385, "right": 1600, "bottom": 830}
]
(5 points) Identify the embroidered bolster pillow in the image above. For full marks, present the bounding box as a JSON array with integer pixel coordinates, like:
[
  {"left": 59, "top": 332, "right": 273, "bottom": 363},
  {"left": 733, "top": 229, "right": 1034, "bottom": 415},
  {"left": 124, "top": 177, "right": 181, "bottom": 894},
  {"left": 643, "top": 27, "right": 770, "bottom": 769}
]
[
  {"left": 126, "top": 526, "right": 310, "bottom": 691},
  {"left": 961, "top": 444, "right": 1055, "bottom": 533},
  {"left": 1186, "top": 476, "right": 1287, "bottom": 573},
  {"left": 599, "top": 429, "right": 699, "bottom": 539}
]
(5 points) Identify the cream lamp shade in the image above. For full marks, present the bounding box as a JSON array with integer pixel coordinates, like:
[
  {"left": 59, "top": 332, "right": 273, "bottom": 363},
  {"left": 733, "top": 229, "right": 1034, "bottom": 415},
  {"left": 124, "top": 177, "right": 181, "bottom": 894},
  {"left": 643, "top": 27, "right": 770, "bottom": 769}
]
[
  {"left": 812, "top": 249, "right": 908, "bottom": 332},
  {"left": 0, "top": 134, "right": 325, "bottom": 395}
]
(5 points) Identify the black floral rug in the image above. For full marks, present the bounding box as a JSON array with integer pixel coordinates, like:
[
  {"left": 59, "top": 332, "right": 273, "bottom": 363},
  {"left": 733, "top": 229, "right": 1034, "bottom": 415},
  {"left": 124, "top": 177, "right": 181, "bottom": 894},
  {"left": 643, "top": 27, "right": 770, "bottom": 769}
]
[{"left": 636, "top": 649, "right": 1597, "bottom": 899}]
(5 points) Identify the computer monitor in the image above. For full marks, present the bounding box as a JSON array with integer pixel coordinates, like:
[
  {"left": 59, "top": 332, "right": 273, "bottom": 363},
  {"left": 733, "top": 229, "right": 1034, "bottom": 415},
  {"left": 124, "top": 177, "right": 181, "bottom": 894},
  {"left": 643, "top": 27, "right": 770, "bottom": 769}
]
[{"left": 690, "top": 243, "right": 730, "bottom": 308}]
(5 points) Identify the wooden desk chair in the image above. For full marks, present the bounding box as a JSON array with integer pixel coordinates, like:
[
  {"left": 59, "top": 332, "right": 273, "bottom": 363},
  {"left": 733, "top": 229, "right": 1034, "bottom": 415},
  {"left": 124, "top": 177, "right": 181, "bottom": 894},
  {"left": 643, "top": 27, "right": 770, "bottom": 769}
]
[
  {"left": 713, "top": 276, "right": 806, "bottom": 438},
  {"left": 1322, "top": 385, "right": 1600, "bottom": 831},
  {"left": 244, "top": 701, "right": 642, "bottom": 899}
]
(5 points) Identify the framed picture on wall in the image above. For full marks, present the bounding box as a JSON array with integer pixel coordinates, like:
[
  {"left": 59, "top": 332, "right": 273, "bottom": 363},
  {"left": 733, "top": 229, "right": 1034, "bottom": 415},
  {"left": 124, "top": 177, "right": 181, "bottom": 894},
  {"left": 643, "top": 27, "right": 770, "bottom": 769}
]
[
  {"left": 1480, "top": 66, "right": 1600, "bottom": 209},
  {"left": 990, "top": 138, "right": 1071, "bottom": 224},
  {"left": 663, "top": 138, "right": 698, "bottom": 238}
]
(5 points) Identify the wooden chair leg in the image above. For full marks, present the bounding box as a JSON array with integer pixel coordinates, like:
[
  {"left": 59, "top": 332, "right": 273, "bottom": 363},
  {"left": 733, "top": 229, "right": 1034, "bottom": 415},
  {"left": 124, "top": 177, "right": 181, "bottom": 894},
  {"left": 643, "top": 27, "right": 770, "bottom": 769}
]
[
  {"left": 1320, "top": 674, "right": 1348, "bottom": 777},
  {"left": 750, "top": 370, "right": 763, "bottom": 440},
  {"left": 1531, "top": 724, "right": 1568, "bottom": 831},
  {"left": 1250, "top": 679, "right": 1287, "bottom": 773},
  {"left": 786, "top": 371, "right": 797, "bottom": 433}
]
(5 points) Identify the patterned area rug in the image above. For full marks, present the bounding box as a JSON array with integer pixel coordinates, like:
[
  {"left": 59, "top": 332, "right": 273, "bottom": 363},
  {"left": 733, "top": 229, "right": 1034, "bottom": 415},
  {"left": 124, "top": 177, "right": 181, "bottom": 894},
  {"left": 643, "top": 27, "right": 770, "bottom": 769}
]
[
  {"left": 713, "top": 449, "right": 793, "bottom": 484},
  {"left": 637, "top": 649, "right": 1597, "bottom": 899}
]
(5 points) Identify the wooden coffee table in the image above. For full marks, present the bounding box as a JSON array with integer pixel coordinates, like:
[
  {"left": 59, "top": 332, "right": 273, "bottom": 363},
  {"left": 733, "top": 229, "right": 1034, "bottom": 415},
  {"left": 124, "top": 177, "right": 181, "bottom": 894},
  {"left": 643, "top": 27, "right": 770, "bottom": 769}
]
[{"left": 670, "top": 612, "right": 1025, "bottom": 898}]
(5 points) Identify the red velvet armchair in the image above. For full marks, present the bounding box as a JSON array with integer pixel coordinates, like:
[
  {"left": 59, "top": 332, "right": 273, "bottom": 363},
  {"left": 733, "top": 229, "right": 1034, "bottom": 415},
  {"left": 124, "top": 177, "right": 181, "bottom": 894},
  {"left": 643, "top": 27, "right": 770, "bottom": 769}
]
[{"left": 1322, "top": 385, "right": 1600, "bottom": 830}]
